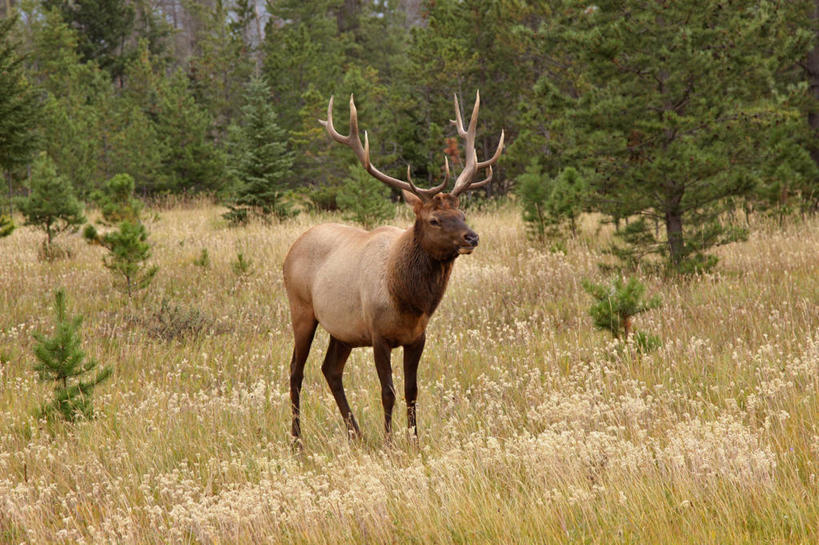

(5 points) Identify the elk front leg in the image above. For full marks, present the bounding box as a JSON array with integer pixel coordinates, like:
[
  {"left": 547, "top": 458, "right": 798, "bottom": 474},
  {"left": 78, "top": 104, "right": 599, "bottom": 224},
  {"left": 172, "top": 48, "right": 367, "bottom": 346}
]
[
  {"left": 373, "top": 337, "right": 396, "bottom": 439},
  {"left": 403, "top": 333, "right": 425, "bottom": 437}
]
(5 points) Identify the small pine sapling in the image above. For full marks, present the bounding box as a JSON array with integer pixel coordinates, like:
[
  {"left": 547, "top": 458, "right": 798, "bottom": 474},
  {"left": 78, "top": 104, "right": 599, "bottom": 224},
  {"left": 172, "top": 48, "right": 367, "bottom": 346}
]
[
  {"left": 336, "top": 165, "right": 395, "bottom": 229},
  {"left": 84, "top": 174, "right": 157, "bottom": 297},
  {"left": 582, "top": 276, "right": 662, "bottom": 351},
  {"left": 89, "top": 173, "right": 143, "bottom": 225},
  {"left": 193, "top": 248, "right": 210, "bottom": 268},
  {"left": 31, "top": 289, "right": 112, "bottom": 422},
  {"left": 0, "top": 214, "right": 14, "bottom": 237},
  {"left": 232, "top": 252, "right": 253, "bottom": 275},
  {"left": 517, "top": 161, "right": 588, "bottom": 241},
  {"left": 15, "top": 152, "right": 85, "bottom": 258},
  {"left": 516, "top": 160, "right": 550, "bottom": 240}
]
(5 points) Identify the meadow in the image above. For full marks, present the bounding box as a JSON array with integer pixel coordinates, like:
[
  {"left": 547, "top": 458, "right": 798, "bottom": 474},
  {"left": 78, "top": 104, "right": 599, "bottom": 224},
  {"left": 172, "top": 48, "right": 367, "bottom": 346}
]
[{"left": 0, "top": 202, "right": 817, "bottom": 544}]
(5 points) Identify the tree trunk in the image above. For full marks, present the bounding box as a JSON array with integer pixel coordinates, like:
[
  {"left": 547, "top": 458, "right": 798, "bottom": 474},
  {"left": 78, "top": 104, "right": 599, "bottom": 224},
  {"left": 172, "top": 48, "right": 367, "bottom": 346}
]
[
  {"left": 665, "top": 201, "right": 684, "bottom": 265},
  {"left": 808, "top": 0, "right": 819, "bottom": 167},
  {"left": 4, "top": 170, "right": 12, "bottom": 216}
]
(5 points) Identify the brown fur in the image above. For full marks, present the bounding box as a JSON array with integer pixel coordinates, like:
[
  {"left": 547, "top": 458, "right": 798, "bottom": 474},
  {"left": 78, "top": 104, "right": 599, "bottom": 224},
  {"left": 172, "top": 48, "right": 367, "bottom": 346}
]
[{"left": 283, "top": 193, "right": 477, "bottom": 442}]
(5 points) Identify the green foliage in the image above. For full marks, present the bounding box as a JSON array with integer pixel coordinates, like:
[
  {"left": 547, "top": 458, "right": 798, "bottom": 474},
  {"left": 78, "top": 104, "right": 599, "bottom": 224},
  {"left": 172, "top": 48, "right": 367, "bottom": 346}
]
[
  {"left": 517, "top": 161, "right": 551, "bottom": 240},
  {"left": 193, "top": 248, "right": 210, "bottom": 269},
  {"left": 518, "top": 161, "right": 588, "bottom": 240},
  {"left": 31, "top": 289, "right": 112, "bottom": 422},
  {"left": 84, "top": 174, "right": 157, "bottom": 297},
  {"left": 232, "top": 252, "right": 252, "bottom": 276},
  {"left": 15, "top": 153, "right": 85, "bottom": 249},
  {"left": 524, "top": 0, "right": 815, "bottom": 269},
  {"left": 101, "top": 221, "right": 158, "bottom": 297},
  {"left": 90, "top": 173, "right": 143, "bottom": 225},
  {"left": 0, "top": 15, "right": 40, "bottom": 172},
  {"left": 155, "top": 69, "right": 226, "bottom": 193},
  {"left": 43, "top": 0, "right": 137, "bottom": 81},
  {"left": 0, "top": 215, "right": 14, "bottom": 238},
  {"left": 582, "top": 276, "right": 662, "bottom": 348},
  {"left": 224, "top": 76, "right": 295, "bottom": 221},
  {"left": 337, "top": 165, "right": 395, "bottom": 229}
]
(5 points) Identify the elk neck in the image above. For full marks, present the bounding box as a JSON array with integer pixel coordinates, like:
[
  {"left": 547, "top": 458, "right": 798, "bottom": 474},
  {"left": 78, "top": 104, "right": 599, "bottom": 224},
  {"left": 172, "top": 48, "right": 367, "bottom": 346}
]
[{"left": 387, "top": 221, "right": 456, "bottom": 317}]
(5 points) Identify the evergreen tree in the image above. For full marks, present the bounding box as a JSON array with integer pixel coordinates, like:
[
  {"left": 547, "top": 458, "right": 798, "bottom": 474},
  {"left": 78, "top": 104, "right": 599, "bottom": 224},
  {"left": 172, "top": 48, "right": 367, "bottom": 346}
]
[
  {"left": 0, "top": 15, "right": 40, "bottom": 199},
  {"left": 0, "top": 214, "right": 14, "bottom": 237},
  {"left": 31, "top": 288, "right": 112, "bottom": 422},
  {"left": 224, "top": 76, "right": 295, "bottom": 221},
  {"left": 532, "top": 1, "right": 815, "bottom": 271},
  {"left": 517, "top": 160, "right": 551, "bottom": 241},
  {"left": 90, "top": 173, "right": 143, "bottom": 224},
  {"left": 155, "top": 69, "right": 225, "bottom": 193},
  {"left": 16, "top": 153, "right": 85, "bottom": 253},
  {"left": 97, "top": 221, "right": 158, "bottom": 297},
  {"left": 184, "top": 0, "right": 254, "bottom": 134},
  {"left": 26, "top": 7, "right": 111, "bottom": 197},
  {"left": 582, "top": 276, "right": 662, "bottom": 351},
  {"left": 517, "top": 162, "right": 588, "bottom": 240},
  {"left": 84, "top": 174, "right": 157, "bottom": 297},
  {"left": 337, "top": 164, "right": 395, "bottom": 229},
  {"left": 43, "top": 0, "right": 136, "bottom": 83}
]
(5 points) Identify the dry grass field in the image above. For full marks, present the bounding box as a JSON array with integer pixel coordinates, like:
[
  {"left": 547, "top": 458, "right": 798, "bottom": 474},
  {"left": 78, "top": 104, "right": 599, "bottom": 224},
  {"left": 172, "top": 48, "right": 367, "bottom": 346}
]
[{"left": 1, "top": 202, "right": 818, "bottom": 544}]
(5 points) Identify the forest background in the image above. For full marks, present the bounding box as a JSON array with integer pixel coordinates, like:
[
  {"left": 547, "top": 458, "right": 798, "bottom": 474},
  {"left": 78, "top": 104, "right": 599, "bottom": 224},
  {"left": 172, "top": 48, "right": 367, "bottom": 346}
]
[{"left": 2, "top": 0, "right": 818, "bottom": 270}]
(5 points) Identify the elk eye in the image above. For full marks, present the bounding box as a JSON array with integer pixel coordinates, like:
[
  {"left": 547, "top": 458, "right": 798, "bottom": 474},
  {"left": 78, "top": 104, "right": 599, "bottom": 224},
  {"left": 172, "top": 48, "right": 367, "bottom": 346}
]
[{"left": 429, "top": 218, "right": 440, "bottom": 226}]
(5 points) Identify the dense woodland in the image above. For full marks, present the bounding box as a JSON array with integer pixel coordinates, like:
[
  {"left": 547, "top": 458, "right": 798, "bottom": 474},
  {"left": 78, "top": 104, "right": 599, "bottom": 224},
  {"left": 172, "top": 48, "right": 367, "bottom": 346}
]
[{"left": 1, "top": 0, "right": 818, "bottom": 269}]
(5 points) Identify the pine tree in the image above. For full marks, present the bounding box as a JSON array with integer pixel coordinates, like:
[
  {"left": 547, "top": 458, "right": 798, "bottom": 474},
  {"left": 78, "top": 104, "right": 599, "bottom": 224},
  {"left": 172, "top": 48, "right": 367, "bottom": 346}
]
[
  {"left": 155, "top": 69, "right": 226, "bottom": 193},
  {"left": 224, "top": 76, "right": 295, "bottom": 221},
  {"left": 84, "top": 174, "right": 157, "bottom": 297},
  {"left": 0, "top": 214, "right": 13, "bottom": 237},
  {"left": 517, "top": 162, "right": 588, "bottom": 240},
  {"left": 26, "top": 7, "right": 111, "bottom": 197},
  {"left": 582, "top": 276, "right": 662, "bottom": 351},
  {"left": 31, "top": 288, "right": 112, "bottom": 422},
  {"left": 529, "top": 1, "right": 815, "bottom": 271},
  {"left": 337, "top": 164, "right": 395, "bottom": 229},
  {"left": 42, "top": 0, "right": 136, "bottom": 83},
  {"left": 517, "top": 160, "right": 551, "bottom": 241},
  {"left": 90, "top": 173, "right": 143, "bottom": 225},
  {"left": 16, "top": 153, "right": 85, "bottom": 253},
  {"left": 0, "top": 15, "right": 40, "bottom": 193},
  {"left": 98, "top": 221, "right": 158, "bottom": 297}
]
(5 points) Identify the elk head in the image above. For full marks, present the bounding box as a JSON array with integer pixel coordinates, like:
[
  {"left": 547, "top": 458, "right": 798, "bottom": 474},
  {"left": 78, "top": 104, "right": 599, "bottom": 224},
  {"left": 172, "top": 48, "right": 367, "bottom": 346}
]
[{"left": 320, "top": 91, "right": 504, "bottom": 259}]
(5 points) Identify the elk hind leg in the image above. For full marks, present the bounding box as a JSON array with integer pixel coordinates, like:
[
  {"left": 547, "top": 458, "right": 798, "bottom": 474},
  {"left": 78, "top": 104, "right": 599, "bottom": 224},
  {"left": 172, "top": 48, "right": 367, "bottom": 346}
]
[
  {"left": 289, "top": 306, "right": 317, "bottom": 442},
  {"left": 321, "top": 337, "right": 360, "bottom": 439}
]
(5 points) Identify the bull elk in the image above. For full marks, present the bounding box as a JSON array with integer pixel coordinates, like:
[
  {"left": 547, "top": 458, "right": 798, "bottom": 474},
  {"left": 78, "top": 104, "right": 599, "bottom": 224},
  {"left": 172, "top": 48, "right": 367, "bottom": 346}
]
[{"left": 283, "top": 92, "right": 504, "bottom": 442}]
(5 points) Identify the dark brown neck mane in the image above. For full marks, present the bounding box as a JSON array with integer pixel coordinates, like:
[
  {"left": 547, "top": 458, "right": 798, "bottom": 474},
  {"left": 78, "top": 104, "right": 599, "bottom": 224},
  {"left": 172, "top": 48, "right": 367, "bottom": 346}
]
[{"left": 387, "top": 222, "right": 455, "bottom": 316}]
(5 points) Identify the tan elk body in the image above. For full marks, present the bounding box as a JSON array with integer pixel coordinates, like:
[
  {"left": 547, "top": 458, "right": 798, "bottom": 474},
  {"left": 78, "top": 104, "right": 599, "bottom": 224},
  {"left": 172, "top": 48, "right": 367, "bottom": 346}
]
[{"left": 283, "top": 92, "right": 503, "bottom": 441}]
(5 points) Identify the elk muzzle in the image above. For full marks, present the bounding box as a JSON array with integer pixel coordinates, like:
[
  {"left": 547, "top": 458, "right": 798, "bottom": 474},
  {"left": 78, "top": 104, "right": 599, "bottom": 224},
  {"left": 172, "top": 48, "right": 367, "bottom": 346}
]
[{"left": 459, "top": 230, "right": 479, "bottom": 254}]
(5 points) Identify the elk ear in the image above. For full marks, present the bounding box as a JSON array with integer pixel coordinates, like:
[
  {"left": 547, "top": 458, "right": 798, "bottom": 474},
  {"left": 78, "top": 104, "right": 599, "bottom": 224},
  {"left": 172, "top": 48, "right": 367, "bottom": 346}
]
[{"left": 402, "top": 190, "right": 424, "bottom": 214}]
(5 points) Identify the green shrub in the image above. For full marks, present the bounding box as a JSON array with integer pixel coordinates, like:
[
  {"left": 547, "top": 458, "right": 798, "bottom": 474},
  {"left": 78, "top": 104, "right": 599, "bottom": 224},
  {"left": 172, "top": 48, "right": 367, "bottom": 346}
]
[
  {"left": 582, "top": 276, "right": 662, "bottom": 351},
  {"left": 31, "top": 289, "right": 112, "bottom": 422},
  {"left": 337, "top": 165, "right": 395, "bottom": 229},
  {"left": 15, "top": 152, "right": 85, "bottom": 255}
]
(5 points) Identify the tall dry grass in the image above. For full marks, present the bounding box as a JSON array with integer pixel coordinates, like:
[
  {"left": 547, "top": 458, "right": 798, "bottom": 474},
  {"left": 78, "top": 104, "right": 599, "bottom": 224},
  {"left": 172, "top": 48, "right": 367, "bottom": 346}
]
[{"left": 0, "top": 203, "right": 817, "bottom": 544}]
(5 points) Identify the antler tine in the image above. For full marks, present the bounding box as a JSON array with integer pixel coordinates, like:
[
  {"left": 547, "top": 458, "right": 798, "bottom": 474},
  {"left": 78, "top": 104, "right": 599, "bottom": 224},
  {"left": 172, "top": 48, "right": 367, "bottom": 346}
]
[
  {"left": 468, "top": 165, "right": 493, "bottom": 190},
  {"left": 450, "top": 90, "right": 504, "bottom": 197},
  {"left": 477, "top": 129, "right": 504, "bottom": 170},
  {"left": 320, "top": 95, "right": 445, "bottom": 200}
]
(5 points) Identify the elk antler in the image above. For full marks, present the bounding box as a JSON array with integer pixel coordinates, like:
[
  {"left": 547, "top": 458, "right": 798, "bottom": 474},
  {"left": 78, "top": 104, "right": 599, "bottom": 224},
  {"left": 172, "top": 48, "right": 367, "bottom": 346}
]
[
  {"left": 320, "top": 95, "right": 450, "bottom": 201},
  {"left": 449, "top": 91, "right": 505, "bottom": 197}
]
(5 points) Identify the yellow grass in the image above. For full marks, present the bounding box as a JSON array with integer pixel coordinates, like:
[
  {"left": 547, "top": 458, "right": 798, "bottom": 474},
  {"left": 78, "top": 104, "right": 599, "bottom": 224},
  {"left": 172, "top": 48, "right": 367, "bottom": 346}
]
[{"left": 1, "top": 203, "right": 817, "bottom": 544}]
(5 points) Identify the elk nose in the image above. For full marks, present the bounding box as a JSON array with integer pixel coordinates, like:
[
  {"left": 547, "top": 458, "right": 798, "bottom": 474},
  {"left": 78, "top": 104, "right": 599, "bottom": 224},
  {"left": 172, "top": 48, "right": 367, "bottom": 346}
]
[{"left": 464, "top": 231, "right": 479, "bottom": 247}]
